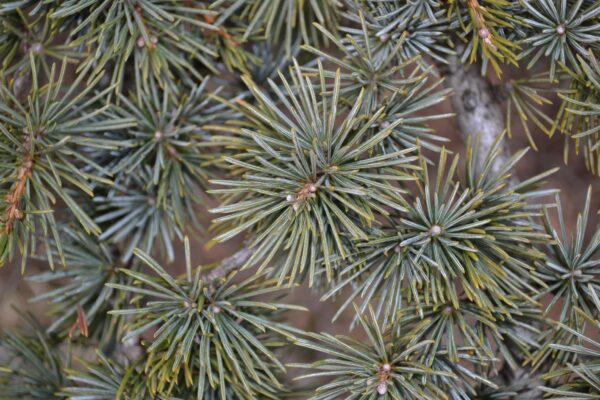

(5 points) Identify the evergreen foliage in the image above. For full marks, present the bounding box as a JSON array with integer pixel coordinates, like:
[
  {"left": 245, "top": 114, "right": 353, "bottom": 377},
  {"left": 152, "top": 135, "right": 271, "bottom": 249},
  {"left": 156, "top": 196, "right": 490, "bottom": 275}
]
[
  {"left": 292, "top": 309, "right": 460, "bottom": 399},
  {"left": 0, "top": 314, "right": 66, "bottom": 399},
  {"left": 0, "top": 1, "right": 598, "bottom": 399}
]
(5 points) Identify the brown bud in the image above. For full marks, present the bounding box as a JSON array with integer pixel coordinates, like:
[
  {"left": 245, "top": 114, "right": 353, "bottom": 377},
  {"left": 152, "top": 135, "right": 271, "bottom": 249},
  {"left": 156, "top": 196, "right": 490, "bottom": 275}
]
[{"left": 166, "top": 145, "right": 178, "bottom": 157}]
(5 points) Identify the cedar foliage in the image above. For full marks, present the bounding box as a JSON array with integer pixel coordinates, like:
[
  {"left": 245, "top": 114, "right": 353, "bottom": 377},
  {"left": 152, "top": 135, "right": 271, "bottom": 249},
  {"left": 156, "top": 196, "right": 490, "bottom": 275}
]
[{"left": 0, "top": 1, "right": 599, "bottom": 399}]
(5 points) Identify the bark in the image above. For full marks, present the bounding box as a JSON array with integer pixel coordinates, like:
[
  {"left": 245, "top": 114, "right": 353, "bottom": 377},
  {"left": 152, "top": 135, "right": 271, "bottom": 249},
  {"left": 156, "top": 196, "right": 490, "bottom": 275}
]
[{"left": 438, "top": 52, "right": 511, "bottom": 176}]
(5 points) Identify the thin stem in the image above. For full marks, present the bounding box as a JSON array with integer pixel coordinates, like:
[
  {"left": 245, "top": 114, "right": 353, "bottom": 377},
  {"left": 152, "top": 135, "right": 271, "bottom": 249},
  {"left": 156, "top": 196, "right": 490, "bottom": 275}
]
[{"left": 203, "top": 244, "right": 253, "bottom": 282}]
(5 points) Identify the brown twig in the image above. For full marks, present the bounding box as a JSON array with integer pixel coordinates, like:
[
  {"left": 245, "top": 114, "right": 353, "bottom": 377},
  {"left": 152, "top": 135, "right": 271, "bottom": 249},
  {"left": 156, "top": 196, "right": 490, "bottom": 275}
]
[
  {"left": 468, "top": 0, "right": 497, "bottom": 50},
  {"left": 134, "top": 5, "right": 158, "bottom": 51},
  {"left": 3, "top": 155, "right": 33, "bottom": 234}
]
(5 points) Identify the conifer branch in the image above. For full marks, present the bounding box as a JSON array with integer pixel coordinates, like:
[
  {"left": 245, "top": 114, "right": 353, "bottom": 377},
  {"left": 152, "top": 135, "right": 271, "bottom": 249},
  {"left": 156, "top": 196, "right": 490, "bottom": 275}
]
[
  {"left": 0, "top": 2, "right": 598, "bottom": 399},
  {"left": 438, "top": 44, "right": 553, "bottom": 399}
]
